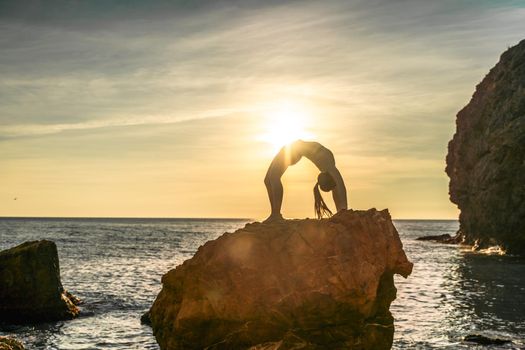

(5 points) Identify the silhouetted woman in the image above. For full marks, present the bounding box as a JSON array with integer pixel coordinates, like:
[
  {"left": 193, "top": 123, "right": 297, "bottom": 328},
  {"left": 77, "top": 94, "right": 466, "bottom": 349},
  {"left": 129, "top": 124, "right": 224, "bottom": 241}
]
[{"left": 264, "top": 140, "right": 348, "bottom": 222}]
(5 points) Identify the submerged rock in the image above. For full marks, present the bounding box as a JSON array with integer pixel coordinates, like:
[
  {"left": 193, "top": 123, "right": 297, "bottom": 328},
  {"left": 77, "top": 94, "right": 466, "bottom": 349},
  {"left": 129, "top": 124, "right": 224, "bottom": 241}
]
[
  {"left": 140, "top": 311, "right": 152, "bottom": 326},
  {"left": 0, "top": 240, "right": 80, "bottom": 324},
  {"left": 464, "top": 334, "right": 511, "bottom": 346},
  {"left": 148, "top": 209, "right": 413, "bottom": 349},
  {"left": 416, "top": 233, "right": 462, "bottom": 244},
  {"left": 446, "top": 39, "right": 525, "bottom": 255},
  {"left": 416, "top": 234, "right": 459, "bottom": 244},
  {"left": 0, "top": 336, "right": 24, "bottom": 350}
]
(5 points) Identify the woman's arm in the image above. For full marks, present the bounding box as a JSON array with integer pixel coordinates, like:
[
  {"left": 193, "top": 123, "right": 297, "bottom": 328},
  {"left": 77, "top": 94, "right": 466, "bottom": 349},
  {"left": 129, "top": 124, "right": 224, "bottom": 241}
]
[{"left": 329, "top": 167, "right": 348, "bottom": 212}]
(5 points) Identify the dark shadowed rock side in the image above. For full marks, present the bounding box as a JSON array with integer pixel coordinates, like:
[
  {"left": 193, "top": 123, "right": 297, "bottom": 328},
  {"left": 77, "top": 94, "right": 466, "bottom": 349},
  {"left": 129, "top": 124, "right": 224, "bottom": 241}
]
[
  {"left": 147, "top": 209, "right": 413, "bottom": 350},
  {"left": 446, "top": 39, "right": 525, "bottom": 255},
  {"left": 0, "top": 240, "right": 80, "bottom": 324}
]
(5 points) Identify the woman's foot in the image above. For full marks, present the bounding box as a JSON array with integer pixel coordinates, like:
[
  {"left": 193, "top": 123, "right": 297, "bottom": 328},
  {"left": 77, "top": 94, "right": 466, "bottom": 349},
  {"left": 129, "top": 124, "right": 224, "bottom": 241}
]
[{"left": 263, "top": 213, "right": 284, "bottom": 223}]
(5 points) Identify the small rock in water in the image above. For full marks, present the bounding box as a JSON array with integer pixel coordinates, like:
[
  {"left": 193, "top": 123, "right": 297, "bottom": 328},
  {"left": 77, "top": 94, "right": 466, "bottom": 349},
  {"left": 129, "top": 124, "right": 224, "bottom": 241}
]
[
  {"left": 140, "top": 311, "right": 151, "bottom": 326},
  {"left": 0, "top": 336, "right": 25, "bottom": 350},
  {"left": 0, "top": 240, "right": 80, "bottom": 324},
  {"left": 464, "top": 334, "right": 511, "bottom": 345},
  {"left": 416, "top": 233, "right": 453, "bottom": 242}
]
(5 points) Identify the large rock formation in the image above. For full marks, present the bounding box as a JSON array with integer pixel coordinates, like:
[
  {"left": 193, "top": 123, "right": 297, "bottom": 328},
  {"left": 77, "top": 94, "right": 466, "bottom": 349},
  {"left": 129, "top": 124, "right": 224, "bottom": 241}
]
[
  {"left": 446, "top": 39, "right": 525, "bottom": 255},
  {"left": 148, "top": 209, "right": 412, "bottom": 349},
  {"left": 0, "top": 240, "right": 80, "bottom": 324}
]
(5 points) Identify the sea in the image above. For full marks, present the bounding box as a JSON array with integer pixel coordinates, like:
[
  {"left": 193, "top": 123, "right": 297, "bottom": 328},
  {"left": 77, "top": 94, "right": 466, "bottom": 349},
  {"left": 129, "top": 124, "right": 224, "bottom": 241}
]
[{"left": 0, "top": 218, "right": 524, "bottom": 349}]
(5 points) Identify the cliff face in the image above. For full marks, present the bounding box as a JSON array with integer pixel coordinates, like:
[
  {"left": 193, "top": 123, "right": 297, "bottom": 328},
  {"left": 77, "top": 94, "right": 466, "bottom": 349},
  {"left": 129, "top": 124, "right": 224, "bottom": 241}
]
[
  {"left": 148, "top": 209, "right": 412, "bottom": 350},
  {"left": 0, "top": 240, "right": 80, "bottom": 324},
  {"left": 446, "top": 40, "right": 525, "bottom": 255}
]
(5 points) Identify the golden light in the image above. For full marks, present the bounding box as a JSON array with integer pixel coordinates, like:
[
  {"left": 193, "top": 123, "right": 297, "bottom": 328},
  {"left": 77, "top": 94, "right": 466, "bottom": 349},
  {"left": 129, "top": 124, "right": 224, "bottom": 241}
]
[{"left": 259, "top": 100, "right": 315, "bottom": 153}]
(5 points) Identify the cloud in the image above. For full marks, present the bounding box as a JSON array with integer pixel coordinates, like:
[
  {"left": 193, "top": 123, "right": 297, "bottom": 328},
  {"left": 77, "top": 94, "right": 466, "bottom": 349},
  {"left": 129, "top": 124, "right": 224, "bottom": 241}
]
[
  {"left": 0, "top": 106, "right": 256, "bottom": 138},
  {"left": 1, "top": 0, "right": 524, "bottom": 150}
]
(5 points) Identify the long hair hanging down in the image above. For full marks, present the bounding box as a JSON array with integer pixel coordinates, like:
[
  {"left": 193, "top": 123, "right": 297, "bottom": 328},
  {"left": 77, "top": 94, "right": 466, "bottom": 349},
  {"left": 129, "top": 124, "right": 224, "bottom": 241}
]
[{"left": 313, "top": 182, "right": 333, "bottom": 219}]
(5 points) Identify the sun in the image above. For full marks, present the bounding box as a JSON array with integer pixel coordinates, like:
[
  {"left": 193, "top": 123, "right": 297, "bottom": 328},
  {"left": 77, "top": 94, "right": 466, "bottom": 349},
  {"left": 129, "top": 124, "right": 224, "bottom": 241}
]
[{"left": 260, "top": 101, "right": 314, "bottom": 153}]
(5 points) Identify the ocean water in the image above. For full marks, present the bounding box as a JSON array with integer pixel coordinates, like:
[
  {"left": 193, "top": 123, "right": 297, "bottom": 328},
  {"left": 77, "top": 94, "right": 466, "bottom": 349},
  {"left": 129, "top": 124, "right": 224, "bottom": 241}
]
[{"left": 0, "top": 218, "right": 524, "bottom": 349}]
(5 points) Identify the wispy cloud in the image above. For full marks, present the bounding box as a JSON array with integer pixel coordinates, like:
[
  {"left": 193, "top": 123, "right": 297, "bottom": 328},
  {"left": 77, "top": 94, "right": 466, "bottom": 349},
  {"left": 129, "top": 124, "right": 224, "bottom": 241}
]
[
  {"left": 0, "top": 106, "right": 258, "bottom": 137},
  {"left": 2, "top": 0, "right": 523, "bottom": 135}
]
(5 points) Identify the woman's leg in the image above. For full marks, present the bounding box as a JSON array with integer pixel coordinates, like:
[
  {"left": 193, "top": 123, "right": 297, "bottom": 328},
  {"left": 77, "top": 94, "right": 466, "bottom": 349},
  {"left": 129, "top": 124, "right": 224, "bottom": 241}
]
[
  {"left": 271, "top": 179, "right": 283, "bottom": 216},
  {"left": 264, "top": 175, "right": 284, "bottom": 220}
]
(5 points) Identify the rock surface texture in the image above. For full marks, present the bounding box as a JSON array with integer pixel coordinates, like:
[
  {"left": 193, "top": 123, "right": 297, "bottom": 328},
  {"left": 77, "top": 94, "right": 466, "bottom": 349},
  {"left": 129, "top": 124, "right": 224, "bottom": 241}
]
[
  {"left": 148, "top": 209, "right": 413, "bottom": 350},
  {"left": 0, "top": 337, "right": 24, "bottom": 350},
  {"left": 446, "top": 39, "right": 525, "bottom": 255},
  {"left": 0, "top": 240, "right": 80, "bottom": 324}
]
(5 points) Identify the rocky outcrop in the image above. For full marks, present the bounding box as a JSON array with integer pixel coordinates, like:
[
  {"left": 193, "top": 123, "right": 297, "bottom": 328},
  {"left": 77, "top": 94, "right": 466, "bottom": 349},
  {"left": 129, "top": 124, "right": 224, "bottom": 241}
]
[
  {"left": 0, "top": 337, "right": 24, "bottom": 350},
  {"left": 148, "top": 209, "right": 413, "bottom": 349},
  {"left": 0, "top": 240, "right": 80, "bottom": 324},
  {"left": 446, "top": 39, "right": 525, "bottom": 255},
  {"left": 416, "top": 234, "right": 459, "bottom": 243},
  {"left": 464, "top": 334, "right": 511, "bottom": 346}
]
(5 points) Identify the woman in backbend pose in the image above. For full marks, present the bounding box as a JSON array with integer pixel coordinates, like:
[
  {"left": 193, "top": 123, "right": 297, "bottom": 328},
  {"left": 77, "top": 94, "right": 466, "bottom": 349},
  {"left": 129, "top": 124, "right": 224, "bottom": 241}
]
[{"left": 264, "top": 140, "right": 348, "bottom": 222}]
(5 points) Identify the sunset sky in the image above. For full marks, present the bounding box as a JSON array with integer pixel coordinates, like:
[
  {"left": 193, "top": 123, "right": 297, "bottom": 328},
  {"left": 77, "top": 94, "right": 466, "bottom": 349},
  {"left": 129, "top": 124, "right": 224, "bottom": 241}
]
[{"left": 1, "top": 0, "right": 524, "bottom": 219}]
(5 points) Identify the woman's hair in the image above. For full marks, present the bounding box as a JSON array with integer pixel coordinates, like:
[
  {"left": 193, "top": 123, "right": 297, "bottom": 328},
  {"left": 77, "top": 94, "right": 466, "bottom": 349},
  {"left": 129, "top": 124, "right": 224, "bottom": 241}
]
[{"left": 313, "top": 172, "right": 336, "bottom": 219}]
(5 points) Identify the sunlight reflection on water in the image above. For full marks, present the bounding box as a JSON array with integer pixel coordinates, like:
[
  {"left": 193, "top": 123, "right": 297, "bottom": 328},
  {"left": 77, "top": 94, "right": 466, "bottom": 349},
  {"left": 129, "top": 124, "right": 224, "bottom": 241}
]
[{"left": 392, "top": 220, "right": 525, "bottom": 349}]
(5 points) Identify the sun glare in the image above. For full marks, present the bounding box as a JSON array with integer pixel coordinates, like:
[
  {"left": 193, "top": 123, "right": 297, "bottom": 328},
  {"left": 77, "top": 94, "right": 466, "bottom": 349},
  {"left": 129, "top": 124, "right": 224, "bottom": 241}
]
[{"left": 260, "top": 101, "right": 314, "bottom": 153}]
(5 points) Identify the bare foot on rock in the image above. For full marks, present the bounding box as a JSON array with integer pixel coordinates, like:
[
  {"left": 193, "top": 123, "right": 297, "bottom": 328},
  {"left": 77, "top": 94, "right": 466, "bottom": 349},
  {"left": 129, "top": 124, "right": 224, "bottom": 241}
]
[{"left": 263, "top": 213, "right": 284, "bottom": 223}]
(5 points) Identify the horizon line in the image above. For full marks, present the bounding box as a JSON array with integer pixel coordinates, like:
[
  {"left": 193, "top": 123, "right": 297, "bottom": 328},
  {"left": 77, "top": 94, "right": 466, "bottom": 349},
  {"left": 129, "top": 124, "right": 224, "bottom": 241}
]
[{"left": 0, "top": 215, "right": 458, "bottom": 221}]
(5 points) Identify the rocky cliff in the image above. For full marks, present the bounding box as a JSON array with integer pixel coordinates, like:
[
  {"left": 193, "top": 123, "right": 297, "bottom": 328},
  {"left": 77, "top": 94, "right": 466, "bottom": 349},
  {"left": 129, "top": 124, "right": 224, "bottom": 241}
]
[
  {"left": 148, "top": 209, "right": 412, "bottom": 350},
  {"left": 446, "top": 39, "right": 525, "bottom": 255},
  {"left": 0, "top": 240, "right": 80, "bottom": 324}
]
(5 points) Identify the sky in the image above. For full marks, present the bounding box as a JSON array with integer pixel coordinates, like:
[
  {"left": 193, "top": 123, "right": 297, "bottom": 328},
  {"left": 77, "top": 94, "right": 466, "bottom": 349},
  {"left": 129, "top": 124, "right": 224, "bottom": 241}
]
[{"left": 1, "top": 0, "right": 524, "bottom": 219}]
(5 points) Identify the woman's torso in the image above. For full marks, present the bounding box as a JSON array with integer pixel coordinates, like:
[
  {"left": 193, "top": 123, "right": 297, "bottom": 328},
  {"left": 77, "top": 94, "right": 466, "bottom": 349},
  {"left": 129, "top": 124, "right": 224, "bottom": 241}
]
[{"left": 299, "top": 141, "right": 335, "bottom": 172}]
